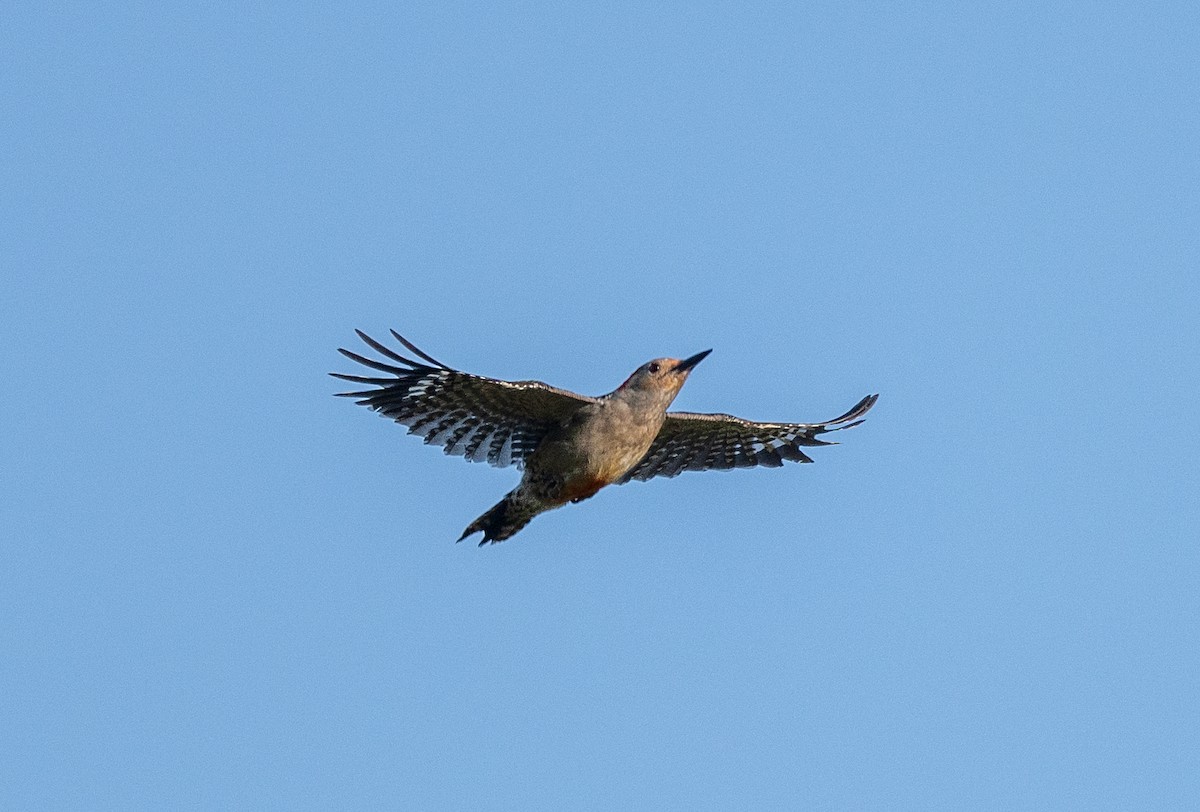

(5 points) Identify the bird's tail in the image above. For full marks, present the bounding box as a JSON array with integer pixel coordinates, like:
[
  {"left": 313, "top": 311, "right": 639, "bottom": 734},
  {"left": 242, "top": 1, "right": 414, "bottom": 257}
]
[{"left": 458, "top": 490, "right": 543, "bottom": 546}]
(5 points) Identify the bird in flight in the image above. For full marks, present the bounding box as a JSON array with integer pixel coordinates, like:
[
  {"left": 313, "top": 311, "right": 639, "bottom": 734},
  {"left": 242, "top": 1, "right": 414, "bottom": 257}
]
[{"left": 332, "top": 330, "right": 878, "bottom": 545}]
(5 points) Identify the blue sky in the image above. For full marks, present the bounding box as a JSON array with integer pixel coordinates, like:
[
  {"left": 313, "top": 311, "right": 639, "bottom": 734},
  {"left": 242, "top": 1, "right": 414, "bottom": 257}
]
[{"left": 3, "top": 2, "right": 1198, "bottom": 809}]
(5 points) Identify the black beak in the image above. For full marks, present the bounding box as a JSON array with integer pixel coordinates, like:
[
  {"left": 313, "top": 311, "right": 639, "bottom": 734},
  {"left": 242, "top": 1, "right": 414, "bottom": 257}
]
[{"left": 675, "top": 349, "right": 712, "bottom": 373}]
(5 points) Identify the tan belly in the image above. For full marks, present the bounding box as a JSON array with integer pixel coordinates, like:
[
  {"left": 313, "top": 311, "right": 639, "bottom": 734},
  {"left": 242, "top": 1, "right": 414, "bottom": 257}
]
[{"left": 526, "top": 406, "right": 658, "bottom": 504}]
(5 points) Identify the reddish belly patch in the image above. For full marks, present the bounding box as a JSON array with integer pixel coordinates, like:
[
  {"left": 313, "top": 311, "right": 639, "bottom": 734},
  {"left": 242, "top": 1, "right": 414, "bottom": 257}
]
[{"left": 561, "top": 475, "right": 609, "bottom": 503}]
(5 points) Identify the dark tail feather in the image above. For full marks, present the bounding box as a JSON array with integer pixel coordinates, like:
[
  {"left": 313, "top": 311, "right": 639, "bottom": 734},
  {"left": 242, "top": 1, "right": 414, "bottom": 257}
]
[{"left": 458, "top": 492, "right": 537, "bottom": 546}]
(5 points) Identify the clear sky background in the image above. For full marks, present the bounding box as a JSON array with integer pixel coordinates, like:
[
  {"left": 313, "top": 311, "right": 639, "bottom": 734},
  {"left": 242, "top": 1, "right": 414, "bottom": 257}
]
[{"left": 3, "top": 3, "right": 1198, "bottom": 809}]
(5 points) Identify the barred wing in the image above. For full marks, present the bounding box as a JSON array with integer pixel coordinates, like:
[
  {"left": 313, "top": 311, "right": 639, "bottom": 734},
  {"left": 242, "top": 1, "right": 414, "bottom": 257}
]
[
  {"left": 621, "top": 394, "right": 878, "bottom": 482},
  {"left": 331, "top": 330, "right": 596, "bottom": 468}
]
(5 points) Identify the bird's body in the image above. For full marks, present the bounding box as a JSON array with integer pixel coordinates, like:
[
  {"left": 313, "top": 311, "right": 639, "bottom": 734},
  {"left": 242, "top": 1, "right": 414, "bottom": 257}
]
[
  {"left": 470, "top": 383, "right": 677, "bottom": 540},
  {"left": 332, "top": 330, "right": 877, "bottom": 544}
]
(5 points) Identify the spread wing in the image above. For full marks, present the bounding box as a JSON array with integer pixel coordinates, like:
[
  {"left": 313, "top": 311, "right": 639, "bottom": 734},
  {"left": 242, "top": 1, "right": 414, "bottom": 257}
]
[
  {"left": 331, "top": 330, "right": 596, "bottom": 468},
  {"left": 620, "top": 394, "right": 878, "bottom": 482}
]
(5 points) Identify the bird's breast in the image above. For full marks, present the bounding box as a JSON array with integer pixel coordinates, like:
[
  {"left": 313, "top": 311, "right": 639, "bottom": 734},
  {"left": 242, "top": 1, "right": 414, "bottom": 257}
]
[{"left": 525, "top": 400, "right": 663, "bottom": 501}]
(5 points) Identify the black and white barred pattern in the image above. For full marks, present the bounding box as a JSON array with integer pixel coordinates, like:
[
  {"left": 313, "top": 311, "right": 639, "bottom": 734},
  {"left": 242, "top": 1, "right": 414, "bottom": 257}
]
[
  {"left": 331, "top": 330, "right": 596, "bottom": 469},
  {"left": 619, "top": 394, "right": 878, "bottom": 482}
]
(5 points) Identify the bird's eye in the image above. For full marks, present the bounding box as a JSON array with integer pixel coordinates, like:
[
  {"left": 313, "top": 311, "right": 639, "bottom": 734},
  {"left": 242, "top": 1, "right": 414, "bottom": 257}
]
[{"left": 647, "top": 362, "right": 661, "bottom": 374}]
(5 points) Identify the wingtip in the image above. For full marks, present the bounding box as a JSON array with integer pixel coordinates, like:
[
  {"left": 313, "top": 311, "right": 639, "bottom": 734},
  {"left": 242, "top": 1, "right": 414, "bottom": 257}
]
[
  {"left": 852, "top": 393, "right": 879, "bottom": 417},
  {"left": 823, "top": 393, "right": 879, "bottom": 427},
  {"left": 389, "top": 329, "right": 452, "bottom": 370}
]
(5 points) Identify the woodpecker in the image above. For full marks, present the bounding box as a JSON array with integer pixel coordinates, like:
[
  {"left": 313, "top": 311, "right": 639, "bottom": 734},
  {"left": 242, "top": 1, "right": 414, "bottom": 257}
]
[{"left": 332, "top": 330, "right": 877, "bottom": 545}]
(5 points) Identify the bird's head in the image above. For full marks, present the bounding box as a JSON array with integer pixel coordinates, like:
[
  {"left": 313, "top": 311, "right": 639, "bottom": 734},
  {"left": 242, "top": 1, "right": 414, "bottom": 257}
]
[{"left": 618, "top": 349, "right": 712, "bottom": 402}]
